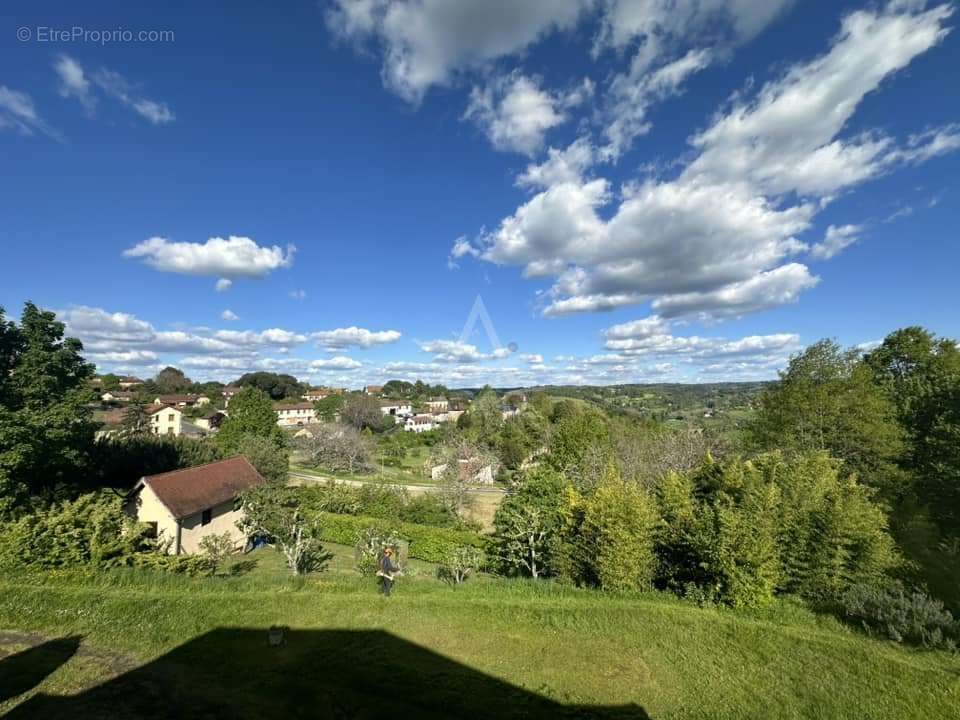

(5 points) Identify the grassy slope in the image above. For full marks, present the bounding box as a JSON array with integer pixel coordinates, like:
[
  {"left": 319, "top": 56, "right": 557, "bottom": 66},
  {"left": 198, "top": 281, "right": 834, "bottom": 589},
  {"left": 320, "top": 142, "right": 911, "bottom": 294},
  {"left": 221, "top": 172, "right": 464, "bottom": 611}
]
[{"left": 1, "top": 548, "right": 957, "bottom": 719}]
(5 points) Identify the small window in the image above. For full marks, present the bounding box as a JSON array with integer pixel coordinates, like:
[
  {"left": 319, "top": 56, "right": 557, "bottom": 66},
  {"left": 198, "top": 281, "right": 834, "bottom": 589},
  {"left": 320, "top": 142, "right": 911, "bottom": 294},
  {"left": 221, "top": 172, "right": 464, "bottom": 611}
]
[
  {"left": 201, "top": 508, "right": 212, "bottom": 526},
  {"left": 145, "top": 521, "right": 158, "bottom": 539},
  {"left": 168, "top": 413, "right": 175, "bottom": 422}
]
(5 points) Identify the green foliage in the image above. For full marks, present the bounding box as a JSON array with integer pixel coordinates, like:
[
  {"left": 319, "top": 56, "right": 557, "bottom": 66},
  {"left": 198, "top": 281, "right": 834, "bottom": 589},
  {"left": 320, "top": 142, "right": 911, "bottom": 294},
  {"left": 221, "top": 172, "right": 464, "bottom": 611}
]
[
  {"left": 198, "top": 532, "right": 236, "bottom": 574},
  {"left": 90, "top": 434, "right": 223, "bottom": 490},
  {"left": 307, "top": 511, "right": 485, "bottom": 564},
  {"left": 340, "top": 394, "right": 390, "bottom": 432},
  {"left": 547, "top": 406, "right": 611, "bottom": 490},
  {"left": 216, "top": 387, "right": 286, "bottom": 455},
  {"left": 154, "top": 366, "right": 191, "bottom": 394},
  {"left": 748, "top": 340, "right": 905, "bottom": 496},
  {"left": 296, "top": 482, "right": 462, "bottom": 529},
  {"left": 0, "top": 491, "right": 193, "bottom": 573},
  {"left": 578, "top": 465, "right": 659, "bottom": 592},
  {"left": 467, "top": 387, "right": 504, "bottom": 445},
  {"left": 236, "top": 434, "right": 289, "bottom": 483},
  {"left": 236, "top": 484, "right": 327, "bottom": 575},
  {"left": 353, "top": 526, "right": 403, "bottom": 576},
  {"left": 492, "top": 466, "right": 567, "bottom": 578},
  {"left": 313, "top": 394, "right": 344, "bottom": 421},
  {"left": 865, "top": 327, "right": 960, "bottom": 530},
  {"left": 438, "top": 545, "right": 484, "bottom": 584},
  {"left": 0, "top": 303, "right": 97, "bottom": 513},
  {"left": 840, "top": 582, "right": 958, "bottom": 650},
  {"left": 234, "top": 371, "right": 306, "bottom": 400}
]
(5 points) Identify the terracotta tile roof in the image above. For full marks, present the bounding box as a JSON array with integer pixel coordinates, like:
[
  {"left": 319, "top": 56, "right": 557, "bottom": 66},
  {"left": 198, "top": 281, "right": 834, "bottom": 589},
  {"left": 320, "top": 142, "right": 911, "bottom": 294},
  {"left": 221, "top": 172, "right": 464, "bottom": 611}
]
[
  {"left": 148, "top": 404, "right": 180, "bottom": 416},
  {"left": 274, "top": 402, "right": 316, "bottom": 411},
  {"left": 139, "top": 456, "right": 265, "bottom": 520}
]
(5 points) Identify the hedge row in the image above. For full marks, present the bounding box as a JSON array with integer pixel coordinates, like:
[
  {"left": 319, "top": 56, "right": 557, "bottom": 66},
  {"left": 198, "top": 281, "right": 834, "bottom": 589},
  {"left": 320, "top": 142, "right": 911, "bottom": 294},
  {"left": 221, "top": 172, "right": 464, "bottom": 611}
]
[{"left": 307, "top": 511, "right": 486, "bottom": 564}]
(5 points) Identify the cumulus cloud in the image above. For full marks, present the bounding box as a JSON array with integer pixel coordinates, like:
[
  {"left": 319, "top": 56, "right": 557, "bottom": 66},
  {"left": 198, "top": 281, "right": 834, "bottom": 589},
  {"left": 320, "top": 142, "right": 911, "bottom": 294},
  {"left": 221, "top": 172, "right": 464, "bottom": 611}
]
[
  {"left": 123, "top": 236, "right": 296, "bottom": 284},
  {"left": 326, "top": 0, "right": 591, "bottom": 102},
  {"left": 215, "top": 278, "right": 233, "bottom": 292},
  {"left": 310, "top": 356, "right": 363, "bottom": 370},
  {"left": 810, "top": 225, "right": 862, "bottom": 260},
  {"left": 53, "top": 55, "right": 174, "bottom": 124},
  {"left": 464, "top": 72, "right": 589, "bottom": 155},
  {"left": 221, "top": 309, "right": 239, "bottom": 321},
  {"left": 418, "top": 339, "right": 513, "bottom": 363},
  {"left": 477, "top": 2, "right": 956, "bottom": 321},
  {"left": 312, "top": 327, "right": 402, "bottom": 350}
]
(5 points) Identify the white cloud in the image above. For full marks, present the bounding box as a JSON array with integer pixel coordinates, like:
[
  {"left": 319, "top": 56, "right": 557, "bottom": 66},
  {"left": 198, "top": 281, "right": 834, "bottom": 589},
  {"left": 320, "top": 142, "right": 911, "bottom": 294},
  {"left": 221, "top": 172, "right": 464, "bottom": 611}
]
[
  {"left": 810, "top": 224, "right": 862, "bottom": 260},
  {"left": 289, "top": 289, "right": 307, "bottom": 301},
  {"left": 123, "top": 236, "right": 296, "bottom": 280},
  {"left": 0, "top": 86, "right": 57, "bottom": 138},
  {"left": 213, "top": 328, "right": 308, "bottom": 348},
  {"left": 86, "top": 349, "right": 158, "bottom": 365},
  {"left": 418, "top": 338, "right": 513, "bottom": 363},
  {"left": 312, "top": 327, "right": 402, "bottom": 350},
  {"left": 464, "top": 72, "right": 585, "bottom": 155},
  {"left": 310, "top": 356, "right": 363, "bottom": 370},
  {"left": 221, "top": 309, "right": 239, "bottom": 321},
  {"left": 448, "top": 235, "right": 481, "bottom": 268},
  {"left": 53, "top": 55, "right": 93, "bottom": 111},
  {"left": 54, "top": 55, "right": 174, "bottom": 124},
  {"left": 215, "top": 278, "right": 233, "bottom": 292},
  {"left": 602, "top": 48, "right": 712, "bottom": 158},
  {"left": 326, "top": 0, "right": 591, "bottom": 102},
  {"left": 477, "top": 2, "right": 955, "bottom": 322}
]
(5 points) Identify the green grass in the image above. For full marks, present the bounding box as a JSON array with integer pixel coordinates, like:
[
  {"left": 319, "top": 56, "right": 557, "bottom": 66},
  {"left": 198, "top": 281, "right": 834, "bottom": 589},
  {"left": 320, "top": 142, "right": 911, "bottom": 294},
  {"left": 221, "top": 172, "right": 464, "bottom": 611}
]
[
  {"left": 290, "top": 462, "right": 440, "bottom": 486},
  {"left": 1, "top": 550, "right": 958, "bottom": 719}
]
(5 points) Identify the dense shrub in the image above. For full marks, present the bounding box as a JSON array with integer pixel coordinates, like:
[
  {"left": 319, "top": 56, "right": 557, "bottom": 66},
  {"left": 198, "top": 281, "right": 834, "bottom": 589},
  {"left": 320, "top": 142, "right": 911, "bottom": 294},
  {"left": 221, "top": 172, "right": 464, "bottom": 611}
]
[
  {"left": 307, "top": 511, "right": 484, "bottom": 564},
  {"left": 295, "top": 482, "right": 462, "bottom": 529},
  {"left": 0, "top": 491, "right": 212, "bottom": 575},
  {"left": 354, "top": 526, "right": 403, "bottom": 576},
  {"left": 840, "top": 582, "right": 958, "bottom": 650},
  {"left": 492, "top": 466, "right": 567, "bottom": 579},
  {"left": 585, "top": 468, "right": 659, "bottom": 591},
  {"left": 437, "top": 546, "right": 484, "bottom": 584},
  {"left": 90, "top": 435, "right": 223, "bottom": 490}
]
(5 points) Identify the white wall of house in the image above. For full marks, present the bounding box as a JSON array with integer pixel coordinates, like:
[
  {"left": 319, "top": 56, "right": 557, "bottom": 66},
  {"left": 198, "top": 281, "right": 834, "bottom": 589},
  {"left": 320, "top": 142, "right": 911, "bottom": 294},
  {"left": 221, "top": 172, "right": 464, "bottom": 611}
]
[
  {"left": 151, "top": 407, "right": 182, "bottom": 436},
  {"left": 178, "top": 498, "right": 247, "bottom": 554},
  {"left": 124, "top": 484, "right": 179, "bottom": 553},
  {"left": 276, "top": 407, "right": 317, "bottom": 426}
]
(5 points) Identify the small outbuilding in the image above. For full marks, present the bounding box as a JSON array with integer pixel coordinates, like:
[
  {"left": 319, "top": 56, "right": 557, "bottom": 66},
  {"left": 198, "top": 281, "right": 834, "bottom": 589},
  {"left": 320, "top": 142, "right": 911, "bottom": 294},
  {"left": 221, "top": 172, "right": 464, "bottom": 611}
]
[{"left": 124, "top": 456, "right": 265, "bottom": 555}]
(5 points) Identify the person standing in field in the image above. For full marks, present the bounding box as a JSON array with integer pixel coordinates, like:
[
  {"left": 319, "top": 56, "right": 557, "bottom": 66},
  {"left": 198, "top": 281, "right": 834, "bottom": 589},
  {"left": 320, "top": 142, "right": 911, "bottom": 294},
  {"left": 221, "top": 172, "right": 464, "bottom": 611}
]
[{"left": 377, "top": 546, "right": 399, "bottom": 596}]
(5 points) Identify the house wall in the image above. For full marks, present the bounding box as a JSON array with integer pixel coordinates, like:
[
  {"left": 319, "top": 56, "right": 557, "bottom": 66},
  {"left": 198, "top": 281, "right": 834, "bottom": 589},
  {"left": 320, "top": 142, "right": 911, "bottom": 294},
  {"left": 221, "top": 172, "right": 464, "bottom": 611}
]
[
  {"left": 125, "top": 484, "right": 179, "bottom": 554},
  {"left": 151, "top": 408, "right": 182, "bottom": 436},
  {"left": 178, "top": 498, "right": 247, "bottom": 554}
]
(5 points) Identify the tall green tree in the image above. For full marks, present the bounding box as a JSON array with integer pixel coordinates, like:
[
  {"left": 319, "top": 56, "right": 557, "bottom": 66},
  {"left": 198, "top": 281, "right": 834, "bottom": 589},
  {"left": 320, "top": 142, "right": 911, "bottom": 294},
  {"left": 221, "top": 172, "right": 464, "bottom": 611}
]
[
  {"left": 216, "top": 387, "right": 285, "bottom": 455},
  {"left": 0, "top": 303, "right": 96, "bottom": 514},
  {"left": 748, "top": 339, "right": 905, "bottom": 496},
  {"left": 154, "top": 366, "right": 191, "bottom": 394},
  {"left": 865, "top": 327, "right": 960, "bottom": 529}
]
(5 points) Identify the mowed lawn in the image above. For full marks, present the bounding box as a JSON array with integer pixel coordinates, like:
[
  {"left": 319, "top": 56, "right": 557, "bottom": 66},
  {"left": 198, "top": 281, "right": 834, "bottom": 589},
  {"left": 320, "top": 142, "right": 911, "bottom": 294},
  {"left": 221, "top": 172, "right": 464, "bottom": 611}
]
[{"left": 0, "top": 547, "right": 957, "bottom": 719}]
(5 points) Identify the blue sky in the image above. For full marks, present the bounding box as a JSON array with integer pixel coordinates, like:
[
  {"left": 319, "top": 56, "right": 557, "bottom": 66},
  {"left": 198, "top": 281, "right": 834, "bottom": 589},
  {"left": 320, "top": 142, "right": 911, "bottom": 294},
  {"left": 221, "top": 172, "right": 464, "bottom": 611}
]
[{"left": 1, "top": 0, "right": 958, "bottom": 388}]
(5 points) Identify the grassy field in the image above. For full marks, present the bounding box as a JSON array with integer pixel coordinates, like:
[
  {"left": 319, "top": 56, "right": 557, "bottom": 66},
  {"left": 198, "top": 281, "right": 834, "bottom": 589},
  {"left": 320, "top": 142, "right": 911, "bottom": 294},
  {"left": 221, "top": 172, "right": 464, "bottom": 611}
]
[{"left": 1, "top": 546, "right": 958, "bottom": 719}]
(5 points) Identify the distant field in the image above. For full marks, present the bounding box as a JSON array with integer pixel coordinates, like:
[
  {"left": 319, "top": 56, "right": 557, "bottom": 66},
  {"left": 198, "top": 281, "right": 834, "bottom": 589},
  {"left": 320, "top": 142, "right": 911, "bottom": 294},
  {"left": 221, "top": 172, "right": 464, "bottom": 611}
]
[{"left": 1, "top": 548, "right": 957, "bottom": 719}]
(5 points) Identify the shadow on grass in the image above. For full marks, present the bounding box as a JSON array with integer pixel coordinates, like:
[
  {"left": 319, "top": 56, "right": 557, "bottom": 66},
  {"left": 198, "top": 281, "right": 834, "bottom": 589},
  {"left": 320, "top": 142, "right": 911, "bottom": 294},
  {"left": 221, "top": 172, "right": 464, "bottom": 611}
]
[
  {"left": 0, "top": 635, "right": 81, "bottom": 703},
  {"left": 8, "top": 628, "right": 651, "bottom": 719}
]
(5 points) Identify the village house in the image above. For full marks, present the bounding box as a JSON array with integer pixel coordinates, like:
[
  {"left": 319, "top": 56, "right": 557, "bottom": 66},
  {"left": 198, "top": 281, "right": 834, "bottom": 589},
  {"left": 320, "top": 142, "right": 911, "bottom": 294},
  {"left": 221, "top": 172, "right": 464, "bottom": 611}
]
[
  {"left": 101, "top": 390, "right": 135, "bottom": 403},
  {"left": 118, "top": 376, "right": 144, "bottom": 390},
  {"left": 195, "top": 410, "right": 227, "bottom": 431},
  {"left": 404, "top": 413, "right": 436, "bottom": 433},
  {"left": 222, "top": 386, "right": 243, "bottom": 406},
  {"left": 149, "top": 405, "right": 183, "bottom": 436},
  {"left": 425, "top": 396, "right": 449, "bottom": 413},
  {"left": 364, "top": 385, "right": 384, "bottom": 396},
  {"left": 153, "top": 394, "right": 210, "bottom": 408},
  {"left": 275, "top": 401, "right": 317, "bottom": 427},
  {"left": 302, "top": 387, "right": 330, "bottom": 402},
  {"left": 124, "top": 456, "right": 265, "bottom": 555},
  {"left": 379, "top": 399, "right": 413, "bottom": 418}
]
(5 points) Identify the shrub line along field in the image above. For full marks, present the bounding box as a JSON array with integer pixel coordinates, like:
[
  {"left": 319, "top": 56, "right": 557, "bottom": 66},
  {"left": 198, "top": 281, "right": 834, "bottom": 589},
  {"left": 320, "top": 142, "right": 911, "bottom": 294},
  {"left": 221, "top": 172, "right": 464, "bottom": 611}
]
[{"left": 0, "top": 549, "right": 958, "bottom": 720}]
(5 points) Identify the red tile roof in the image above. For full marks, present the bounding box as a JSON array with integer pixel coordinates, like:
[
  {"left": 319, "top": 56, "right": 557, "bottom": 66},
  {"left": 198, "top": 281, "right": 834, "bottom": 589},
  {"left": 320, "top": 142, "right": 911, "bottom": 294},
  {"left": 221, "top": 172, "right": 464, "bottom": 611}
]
[{"left": 139, "top": 456, "right": 265, "bottom": 520}]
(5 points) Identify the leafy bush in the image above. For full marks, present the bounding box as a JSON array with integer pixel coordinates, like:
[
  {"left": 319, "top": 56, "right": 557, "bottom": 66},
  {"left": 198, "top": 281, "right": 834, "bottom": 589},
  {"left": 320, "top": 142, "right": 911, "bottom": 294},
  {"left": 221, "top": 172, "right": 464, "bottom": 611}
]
[
  {"left": 307, "top": 511, "right": 484, "bottom": 564},
  {"left": 840, "top": 582, "right": 958, "bottom": 650},
  {"left": 198, "top": 532, "right": 236, "bottom": 574},
  {"left": 579, "top": 466, "right": 659, "bottom": 592},
  {"left": 492, "top": 466, "right": 567, "bottom": 579},
  {"left": 0, "top": 492, "right": 153, "bottom": 569},
  {"left": 354, "top": 526, "right": 403, "bottom": 576},
  {"left": 237, "top": 485, "right": 328, "bottom": 576},
  {"left": 438, "top": 546, "right": 484, "bottom": 584},
  {"left": 295, "top": 483, "right": 461, "bottom": 529}
]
